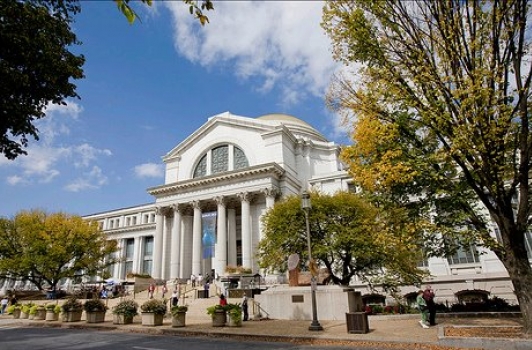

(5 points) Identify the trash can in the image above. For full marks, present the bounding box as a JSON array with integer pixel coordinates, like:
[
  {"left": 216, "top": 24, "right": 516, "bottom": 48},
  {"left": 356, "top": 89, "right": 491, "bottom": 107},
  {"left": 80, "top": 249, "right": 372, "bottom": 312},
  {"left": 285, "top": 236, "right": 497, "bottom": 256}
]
[{"left": 345, "top": 312, "right": 369, "bottom": 334}]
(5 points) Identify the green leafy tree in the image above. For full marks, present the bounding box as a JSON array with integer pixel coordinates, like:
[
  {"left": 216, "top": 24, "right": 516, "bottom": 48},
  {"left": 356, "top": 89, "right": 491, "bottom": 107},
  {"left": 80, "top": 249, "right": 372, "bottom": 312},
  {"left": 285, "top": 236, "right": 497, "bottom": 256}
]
[
  {"left": 115, "top": 0, "right": 213, "bottom": 25},
  {"left": 0, "top": 0, "right": 84, "bottom": 160},
  {"left": 0, "top": 210, "right": 119, "bottom": 290},
  {"left": 322, "top": 0, "right": 532, "bottom": 333},
  {"left": 1, "top": 0, "right": 213, "bottom": 161},
  {"left": 257, "top": 192, "right": 426, "bottom": 289}
]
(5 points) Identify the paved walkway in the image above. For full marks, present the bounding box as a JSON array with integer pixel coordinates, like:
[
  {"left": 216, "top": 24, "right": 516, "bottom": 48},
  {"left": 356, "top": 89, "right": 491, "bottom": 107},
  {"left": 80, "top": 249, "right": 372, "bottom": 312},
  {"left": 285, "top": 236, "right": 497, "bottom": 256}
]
[
  {"left": 1, "top": 311, "right": 529, "bottom": 350},
  {"left": 2, "top": 292, "right": 530, "bottom": 350}
]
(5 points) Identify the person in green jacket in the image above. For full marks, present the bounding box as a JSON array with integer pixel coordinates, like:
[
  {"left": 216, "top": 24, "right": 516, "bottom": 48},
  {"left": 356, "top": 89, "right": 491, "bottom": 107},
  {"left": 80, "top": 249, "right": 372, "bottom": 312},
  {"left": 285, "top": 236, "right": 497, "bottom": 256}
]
[{"left": 416, "top": 290, "right": 429, "bottom": 328}]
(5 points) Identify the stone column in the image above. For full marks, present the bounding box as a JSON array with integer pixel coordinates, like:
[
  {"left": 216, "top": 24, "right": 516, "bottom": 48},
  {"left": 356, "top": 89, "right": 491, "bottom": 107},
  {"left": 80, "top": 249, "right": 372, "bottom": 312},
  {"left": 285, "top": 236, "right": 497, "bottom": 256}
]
[
  {"left": 132, "top": 237, "right": 141, "bottom": 275},
  {"left": 227, "top": 208, "right": 237, "bottom": 266},
  {"left": 260, "top": 187, "right": 278, "bottom": 242},
  {"left": 192, "top": 201, "right": 202, "bottom": 276},
  {"left": 239, "top": 192, "right": 252, "bottom": 270},
  {"left": 214, "top": 196, "right": 227, "bottom": 277},
  {"left": 170, "top": 204, "right": 182, "bottom": 280},
  {"left": 152, "top": 207, "right": 166, "bottom": 279}
]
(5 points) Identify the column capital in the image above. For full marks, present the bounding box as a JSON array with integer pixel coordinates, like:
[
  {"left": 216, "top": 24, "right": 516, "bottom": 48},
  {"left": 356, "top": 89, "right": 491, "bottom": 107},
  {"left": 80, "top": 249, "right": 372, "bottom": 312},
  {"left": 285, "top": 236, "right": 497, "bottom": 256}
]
[
  {"left": 238, "top": 192, "right": 252, "bottom": 203},
  {"left": 191, "top": 200, "right": 202, "bottom": 210},
  {"left": 171, "top": 203, "right": 183, "bottom": 213},
  {"left": 261, "top": 187, "right": 279, "bottom": 198},
  {"left": 155, "top": 206, "right": 171, "bottom": 216},
  {"left": 214, "top": 196, "right": 226, "bottom": 207}
]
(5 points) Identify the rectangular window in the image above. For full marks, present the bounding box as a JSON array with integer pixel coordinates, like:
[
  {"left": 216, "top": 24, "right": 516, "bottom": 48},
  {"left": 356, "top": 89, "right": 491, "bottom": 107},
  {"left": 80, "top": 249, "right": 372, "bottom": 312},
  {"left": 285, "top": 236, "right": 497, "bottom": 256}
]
[
  {"left": 447, "top": 244, "right": 480, "bottom": 265},
  {"left": 142, "top": 236, "right": 154, "bottom": 276},
  {"left": 125, "top": 238, "right": 135, "bottom": 259}
]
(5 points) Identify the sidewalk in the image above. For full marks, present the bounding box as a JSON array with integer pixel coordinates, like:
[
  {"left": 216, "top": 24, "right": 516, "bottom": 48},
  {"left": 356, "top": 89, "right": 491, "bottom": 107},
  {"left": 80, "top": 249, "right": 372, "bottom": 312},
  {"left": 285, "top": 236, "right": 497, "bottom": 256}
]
[{"left": 1, "top": 312, "right": 530, "bottom": 350}]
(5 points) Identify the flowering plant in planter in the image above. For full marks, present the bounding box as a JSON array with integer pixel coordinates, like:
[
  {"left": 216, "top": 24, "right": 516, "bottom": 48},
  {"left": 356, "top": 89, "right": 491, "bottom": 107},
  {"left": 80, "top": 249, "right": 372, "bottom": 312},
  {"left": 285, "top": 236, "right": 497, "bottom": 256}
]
[
  {"left": 112, "top": 299, "right": 139, "bottom": 318},
  {"left": 83, "top": 298, "right": 107, "bottom": 312},
  {"left": 45, "top": 304, "right": 61, "bottom": 313},
  {"left": 225, "top": 303, "right": 242, "bottom": 323},
  {"left": 140, "top": 299, "right": 167, "bottom": 315},
  {"left": 61, "top": 297, "right": 83, "bottom": 313},
  {"left": 170, "top": 305, "right": 188, "bottom": 316}
]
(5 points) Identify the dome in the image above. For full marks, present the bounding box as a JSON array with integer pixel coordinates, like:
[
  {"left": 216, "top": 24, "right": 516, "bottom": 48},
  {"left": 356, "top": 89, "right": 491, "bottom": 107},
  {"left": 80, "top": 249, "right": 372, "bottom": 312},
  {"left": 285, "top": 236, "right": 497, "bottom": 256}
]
[{"left": 256, "top": 113, "right": 315, "bottom": 130}]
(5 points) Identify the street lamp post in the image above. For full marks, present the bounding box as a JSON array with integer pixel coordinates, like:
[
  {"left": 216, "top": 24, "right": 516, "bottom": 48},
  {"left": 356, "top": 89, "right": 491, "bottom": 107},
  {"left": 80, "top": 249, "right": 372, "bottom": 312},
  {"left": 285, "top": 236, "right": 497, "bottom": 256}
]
[{"left": 301, "top": 191, "right": 323, "bottom": 331}]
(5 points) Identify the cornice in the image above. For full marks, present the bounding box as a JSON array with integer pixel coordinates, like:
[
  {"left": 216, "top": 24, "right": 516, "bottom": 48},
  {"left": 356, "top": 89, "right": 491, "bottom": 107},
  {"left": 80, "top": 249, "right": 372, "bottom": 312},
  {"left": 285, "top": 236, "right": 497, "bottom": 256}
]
[
  {"left": 147, "top": 163, "right": 285, "bottom": 197},
  {"left": 104, "top": 223, "right": 156, "bottom": 235}
]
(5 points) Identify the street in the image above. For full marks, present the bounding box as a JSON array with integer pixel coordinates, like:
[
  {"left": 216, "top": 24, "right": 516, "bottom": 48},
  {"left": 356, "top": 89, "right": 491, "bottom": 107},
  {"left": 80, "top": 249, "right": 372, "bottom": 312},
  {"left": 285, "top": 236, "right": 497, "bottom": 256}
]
[{"left": 0, "top": 326, "right": 387, "bottom": 350}]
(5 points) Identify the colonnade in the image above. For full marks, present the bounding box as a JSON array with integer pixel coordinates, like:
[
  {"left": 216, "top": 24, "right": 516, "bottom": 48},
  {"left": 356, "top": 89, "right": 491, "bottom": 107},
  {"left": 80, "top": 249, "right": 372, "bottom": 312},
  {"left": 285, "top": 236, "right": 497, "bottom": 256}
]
[{"left": 140, "top": 188, "right": 278, "bottom": 281}]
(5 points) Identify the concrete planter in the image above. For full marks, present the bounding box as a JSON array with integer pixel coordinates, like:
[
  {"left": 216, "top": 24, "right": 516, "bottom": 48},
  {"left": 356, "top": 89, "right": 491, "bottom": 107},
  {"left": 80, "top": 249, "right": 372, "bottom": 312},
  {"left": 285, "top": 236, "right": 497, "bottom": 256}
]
[
  {"left": 45, "top": 311, "right": 59, "bottom": 321},
  {"left": 113, "top": 314, "right": 134, "bottom": 325},
  {"left": 211, "top": 310, "right": 226, "bottom": 327},
  {"left": 86, "top": 311, "right": 106, "bottom": 323},
  {"left": 171, "top": 312, "right": 186, "bottom": 327},
  {"left": 62, "top": 311, "right": 82, "bottom": 322},
  {"left": 141, "top": 312, "right": 164, "bottom": 326}
]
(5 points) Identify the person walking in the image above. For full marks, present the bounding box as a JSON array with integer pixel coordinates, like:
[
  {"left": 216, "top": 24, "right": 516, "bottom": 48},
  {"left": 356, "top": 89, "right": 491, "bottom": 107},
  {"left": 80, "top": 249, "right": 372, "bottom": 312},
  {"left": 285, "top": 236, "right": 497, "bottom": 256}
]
[
  {"left": 148, "top": 283, "right": 155, "bottom": 299},
  {"left": 423, "top": 285, "right": 437, "bottom": 326},
  {"left": 0, "top": 296, "right": 8, "bottom": 314},
  {"left": 171, "top": 289, "right": 179, "bottom": 307},
  {"left": 190, "top": 274, "right": 196, "bottom": 288},
  {"left": 162, "top": 284, "right": 168, "bottom": 298},
  {"left": 242, "top": 295, "right": 249, "bottom": 321},
  {"left": 219, "top": 294, "right": 227, "bottom": 306},
  {"left": 416, "top": 290, "right": 429, "bottom": 328}
]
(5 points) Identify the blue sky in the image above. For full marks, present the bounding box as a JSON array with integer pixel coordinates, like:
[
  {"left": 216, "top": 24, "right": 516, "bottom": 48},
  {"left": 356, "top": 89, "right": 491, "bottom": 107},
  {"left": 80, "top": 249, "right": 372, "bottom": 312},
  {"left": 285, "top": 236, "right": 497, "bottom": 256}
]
[{"left": 0, "top": 1, "right": 350, "bottom": 218}]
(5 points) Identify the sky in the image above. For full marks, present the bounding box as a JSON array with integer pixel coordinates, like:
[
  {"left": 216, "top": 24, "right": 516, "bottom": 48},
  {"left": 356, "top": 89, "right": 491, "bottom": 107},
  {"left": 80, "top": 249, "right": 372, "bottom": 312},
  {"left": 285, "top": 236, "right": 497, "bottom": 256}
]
[{"left": 0, "top": 1, "right": 351, "bottom": 218}]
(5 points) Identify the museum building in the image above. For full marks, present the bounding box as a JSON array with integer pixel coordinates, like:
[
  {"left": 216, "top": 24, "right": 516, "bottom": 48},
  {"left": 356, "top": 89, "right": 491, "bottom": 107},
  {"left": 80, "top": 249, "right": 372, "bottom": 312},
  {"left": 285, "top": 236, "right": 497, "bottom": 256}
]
[{"left": 83, "top": 111, "right": 517, "bottom": 307}]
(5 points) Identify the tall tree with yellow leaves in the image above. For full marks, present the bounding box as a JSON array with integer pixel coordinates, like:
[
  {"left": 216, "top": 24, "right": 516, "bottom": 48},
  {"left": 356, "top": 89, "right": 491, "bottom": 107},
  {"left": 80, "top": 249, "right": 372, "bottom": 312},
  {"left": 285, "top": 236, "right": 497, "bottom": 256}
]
[
  {"left": 322, "top": 0, "right": 532, "bottom": 332},
  {"left": 0, "top": 210, "right": 118, "bottom": 291}
]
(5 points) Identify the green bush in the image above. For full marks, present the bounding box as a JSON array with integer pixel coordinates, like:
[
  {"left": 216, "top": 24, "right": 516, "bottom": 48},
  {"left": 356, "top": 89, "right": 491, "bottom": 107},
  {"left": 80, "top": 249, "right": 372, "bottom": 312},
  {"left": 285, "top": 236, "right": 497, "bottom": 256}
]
[
  {"left": 83, "top": 298, "right": 107, "bottom": 312},
  {"left": 112, "top": 299, "right": 138, "bottom": 318},
  {"left": 140, "top": 299, "right": 167, "bottom": 315},
  {"left": 61, "top": 297, "right": 83, "bottom": 313},
  {"left": 171, "top": 305, "right": 188, "bottom": 316}
]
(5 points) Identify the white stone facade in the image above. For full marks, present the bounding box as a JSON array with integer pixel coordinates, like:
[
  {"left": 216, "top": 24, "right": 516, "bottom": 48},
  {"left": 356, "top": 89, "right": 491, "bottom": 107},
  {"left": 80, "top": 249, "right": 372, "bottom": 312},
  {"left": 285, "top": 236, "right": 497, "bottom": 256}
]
[{"left": 83, "top": 112, "right": 517, "bottom": 306}]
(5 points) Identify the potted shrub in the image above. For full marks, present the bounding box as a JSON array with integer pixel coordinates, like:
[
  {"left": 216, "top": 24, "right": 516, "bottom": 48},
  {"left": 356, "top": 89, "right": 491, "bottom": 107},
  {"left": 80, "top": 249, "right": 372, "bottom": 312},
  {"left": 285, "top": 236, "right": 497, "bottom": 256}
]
[
  {"left": 30, "top": 304, "right": 46, "bottom": 320},
  {"left": 7, "top": 304, "right": 21, "bottom": 319},
  {"left": 140, "top": 299, "right": 167, "bottom": 326},
  {"left": 112, "top": 299, "right": 138, "bottom": 325},
  {"left": 45, "top": 304, "right": 61, "bottom": 321},
  {"left": 20, "top": 303, "right": 33, "bottom": 319},
  {"left": 170, "top": 305, "right": 188, "bottom": 328},
  {"left": 83, "top": 298, "right": 107, "bottom": 323},
  {"left": 61, "top": 297, "right": 83, "bottom": 322},
  {"left": 226, "top": 303, "right": 242, "bottom": 327},
  {"left": 206, "top": 304, "right": 227, "bottom": 327}
]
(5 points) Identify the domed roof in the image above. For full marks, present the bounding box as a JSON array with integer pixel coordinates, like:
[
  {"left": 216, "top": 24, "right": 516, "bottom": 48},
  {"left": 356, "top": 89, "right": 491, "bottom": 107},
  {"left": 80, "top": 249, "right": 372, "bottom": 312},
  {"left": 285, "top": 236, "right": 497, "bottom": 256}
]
[{"left": 256, "top": 113, "right": 315, "bottom": 129}]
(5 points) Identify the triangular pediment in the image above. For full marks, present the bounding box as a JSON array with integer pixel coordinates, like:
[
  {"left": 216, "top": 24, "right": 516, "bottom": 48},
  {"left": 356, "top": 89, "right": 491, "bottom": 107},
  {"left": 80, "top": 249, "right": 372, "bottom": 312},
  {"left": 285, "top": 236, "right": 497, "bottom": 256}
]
[{"left": 163, "top": 112, "right": 281, "bottom": 162}]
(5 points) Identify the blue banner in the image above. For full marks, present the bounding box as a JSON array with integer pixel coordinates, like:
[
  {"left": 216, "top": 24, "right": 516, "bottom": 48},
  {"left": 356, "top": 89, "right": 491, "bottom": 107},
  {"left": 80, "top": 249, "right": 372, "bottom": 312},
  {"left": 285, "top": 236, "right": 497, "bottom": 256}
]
[{"left": 202, "top": 212, "right": 217, "bottom": 259}]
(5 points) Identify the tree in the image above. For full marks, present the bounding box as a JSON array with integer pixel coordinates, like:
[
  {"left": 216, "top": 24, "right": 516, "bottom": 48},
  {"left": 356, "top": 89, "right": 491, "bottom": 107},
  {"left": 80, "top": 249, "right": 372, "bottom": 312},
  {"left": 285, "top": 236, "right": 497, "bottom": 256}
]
[
  {"left": 0, "top": 210, "right": 119, "bottom": 290},
  {"left": 115, "top": 0, "right": 214, "bottom": 25},
  {"left": 0, "top": 0, "right": 84, "bottom": 160},
  {"left": 257, "top": 192, "right": 425, "bottom": 290},
  {"left": 1, "top": 0, "right": 214, "bottom": 161},
  {"left": 322, "top": 0, "right": 532, "bottom": 333}
]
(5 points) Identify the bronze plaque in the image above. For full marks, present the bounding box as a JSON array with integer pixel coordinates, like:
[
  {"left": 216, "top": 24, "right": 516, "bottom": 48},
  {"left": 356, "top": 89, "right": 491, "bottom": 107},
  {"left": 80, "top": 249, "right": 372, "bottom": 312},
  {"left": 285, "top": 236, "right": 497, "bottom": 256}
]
[{"left": 292, "top": 295, "right": 304, "bottom": 303}]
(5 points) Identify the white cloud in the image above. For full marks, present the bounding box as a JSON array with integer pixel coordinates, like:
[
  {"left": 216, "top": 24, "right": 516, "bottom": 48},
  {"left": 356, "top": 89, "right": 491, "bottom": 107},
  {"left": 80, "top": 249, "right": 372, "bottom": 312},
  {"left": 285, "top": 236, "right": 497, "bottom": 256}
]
[
  {"left": 134, "top": 163, "right": 164, "bottom": 178},
  {"left": 64, "top": 166, "right": 108, "bottom": 192},
  {"left": 6, "top": 175, "right": 26, "bottom": 186},
  {"left": 1, "top": 101, "right": 112, "bottom": 190},
  {"left": 165, "top": 1, "right": 341, "bottom": 106}
]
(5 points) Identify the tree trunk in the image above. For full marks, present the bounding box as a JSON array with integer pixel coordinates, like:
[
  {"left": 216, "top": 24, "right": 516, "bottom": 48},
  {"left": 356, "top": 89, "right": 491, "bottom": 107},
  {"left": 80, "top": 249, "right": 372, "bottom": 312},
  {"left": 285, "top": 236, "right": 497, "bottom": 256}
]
[{"left": 498, "top": 223, "right": 532, "bottom": 335}]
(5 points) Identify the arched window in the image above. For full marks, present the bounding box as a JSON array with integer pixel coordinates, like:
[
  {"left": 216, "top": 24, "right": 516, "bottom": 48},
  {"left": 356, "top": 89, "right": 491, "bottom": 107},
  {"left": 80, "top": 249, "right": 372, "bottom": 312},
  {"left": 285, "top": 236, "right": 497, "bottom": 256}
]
[{"left": 193, "top": 144, "right": 249, "bottom": 178}]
